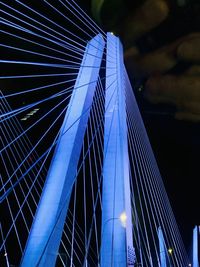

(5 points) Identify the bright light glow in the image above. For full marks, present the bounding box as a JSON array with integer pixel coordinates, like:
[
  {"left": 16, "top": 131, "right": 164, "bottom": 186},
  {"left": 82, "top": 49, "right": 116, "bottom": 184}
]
[
  {"left": 4, "top": 252, "right": 7, "bottom": 256},
  {"left": 188, "top": 264, "right": 192, "bottom": 267},
  {"left": 119, "top": 212, "right": 127, "bottom": 227},
  {"left": 22, "top": 109, "right": 39, "bottom": 120},
  {"left": 168, "top": 248, "right": 173, "bottom": 254},
  {"left": 27, "top": 110, "right": 37, "bottom": 115}
]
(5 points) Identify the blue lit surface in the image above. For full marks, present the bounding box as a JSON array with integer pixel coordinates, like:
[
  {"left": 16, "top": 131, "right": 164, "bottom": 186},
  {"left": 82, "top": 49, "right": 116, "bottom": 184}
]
[
  {"left": 100, "top": 33, "right": 134, "bottom": 267},
  {"left": 193, "top": 226, "right": 199, "bottom": 267},
  {"left": 20, "top": 34, "right": 105, "bottom": 267},
  {"left": 158, "top": 227, "right": 167, "bottom": 267}
]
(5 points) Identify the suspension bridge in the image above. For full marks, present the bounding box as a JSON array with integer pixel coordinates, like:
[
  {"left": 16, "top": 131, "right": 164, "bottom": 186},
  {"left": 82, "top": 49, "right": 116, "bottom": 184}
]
[{"left": 0, "top": 0, "right": 199, "bottom": 266}]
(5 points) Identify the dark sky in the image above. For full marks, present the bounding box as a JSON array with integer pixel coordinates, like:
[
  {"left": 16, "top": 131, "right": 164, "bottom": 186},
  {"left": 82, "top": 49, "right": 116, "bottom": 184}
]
[{"left": 141, "top": 108, "right": 200, "bottom": 250}]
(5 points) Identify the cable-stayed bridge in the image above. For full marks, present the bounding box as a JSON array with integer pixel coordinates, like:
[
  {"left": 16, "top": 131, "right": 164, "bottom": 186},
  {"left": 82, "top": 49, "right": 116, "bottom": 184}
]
[{"left": 0, "top": 1, "right": 199, "bottom": 266}]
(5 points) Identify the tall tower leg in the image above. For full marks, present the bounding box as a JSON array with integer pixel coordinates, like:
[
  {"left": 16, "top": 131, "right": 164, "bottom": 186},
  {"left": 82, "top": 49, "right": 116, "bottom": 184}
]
[
  {"left": 100, "top": 33, "right": 135, "bottom": 267},
  {"left": 193, "top": 226, "right": 199, "bottom": 267},
  {"left": 158, "top": 227, "right": 167, "bottom": 267},
  {"left": 20, "top": 34, "right": 105, "bottom": 267}
]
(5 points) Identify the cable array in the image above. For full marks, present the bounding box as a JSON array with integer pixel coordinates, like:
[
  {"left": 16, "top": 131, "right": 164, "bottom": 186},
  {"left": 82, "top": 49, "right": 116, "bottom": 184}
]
[
  {"left": 0, "top": 1, "right": 107, "bottom": 265},
  {"left": 0, "top": 0, "right": 190, "bottom": 266},
  {"left": 124, "top": 69, "right": 190, "bottom": 266}
]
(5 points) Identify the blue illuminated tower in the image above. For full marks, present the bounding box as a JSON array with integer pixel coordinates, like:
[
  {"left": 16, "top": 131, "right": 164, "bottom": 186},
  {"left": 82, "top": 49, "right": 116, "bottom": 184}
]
[
  {"left": 193, "top": 226, "right": 200, "bottom": 267},
  {"left": 100, "top": 33, "right": 135, "bottom": 266},
  {"left": 158, "top": 227, "right": 167, "bottom": 267},
  {"left": 20, "top": 34, "right": 105, "bottom": 267},
  {"left": 20, "top": 33, "right": 135, "bottom": 267}
]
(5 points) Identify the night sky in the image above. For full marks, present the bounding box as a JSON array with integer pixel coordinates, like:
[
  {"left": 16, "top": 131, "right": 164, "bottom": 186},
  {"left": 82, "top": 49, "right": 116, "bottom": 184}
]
[{"left": 140, "top": 107, "right": 199, "bottom": 251}]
